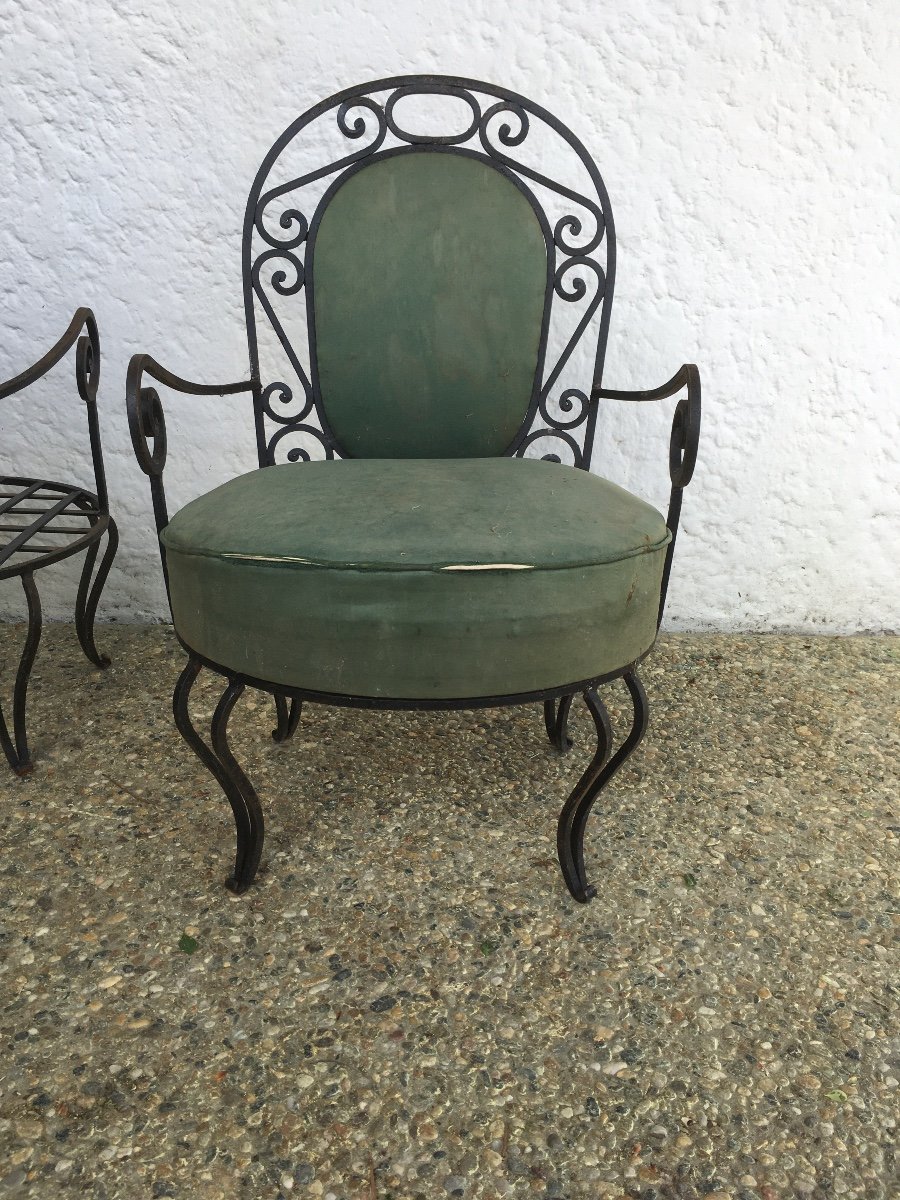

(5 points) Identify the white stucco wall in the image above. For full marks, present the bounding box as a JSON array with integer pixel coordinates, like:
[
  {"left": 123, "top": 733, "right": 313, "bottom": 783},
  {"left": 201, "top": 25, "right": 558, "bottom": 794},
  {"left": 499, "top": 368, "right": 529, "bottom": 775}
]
[{"left": 1, "top": 0, "right": 898, "bottom": 631}]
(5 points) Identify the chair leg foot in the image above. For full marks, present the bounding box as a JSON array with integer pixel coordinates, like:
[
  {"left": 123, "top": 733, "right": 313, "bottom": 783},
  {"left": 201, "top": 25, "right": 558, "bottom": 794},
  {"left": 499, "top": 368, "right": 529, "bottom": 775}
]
[
  {"left": 75, "top": 520, "right": 119, "bottom": 669},
  {"left": 271, "top": 692, "right": 302, "bottom": 743},
  {"left": 543, "top": 694, "right": 574, "bottom": 753},
  {"left": 556, "top": 669, "right": 648, "bottom": 903},
  {"left": 173, "top": 657, "right": 265, "bottom": 892},
  {"left": 1, "top": 572, "right": 42, "bottom": 775},
  {"left": 224, "top": 872, "right": 254, "bottom": 896}
]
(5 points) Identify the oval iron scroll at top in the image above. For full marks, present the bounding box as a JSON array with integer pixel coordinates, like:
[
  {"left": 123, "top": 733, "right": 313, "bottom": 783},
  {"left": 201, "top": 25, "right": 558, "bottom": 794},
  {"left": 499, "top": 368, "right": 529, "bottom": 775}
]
[{"left": 384, "top": 86, "right": 481, "bottom": 145}]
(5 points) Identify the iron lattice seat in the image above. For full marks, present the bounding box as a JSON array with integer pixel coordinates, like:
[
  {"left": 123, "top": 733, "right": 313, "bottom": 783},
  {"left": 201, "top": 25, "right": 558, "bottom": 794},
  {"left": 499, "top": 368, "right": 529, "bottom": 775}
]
[
  {"left": 127, "top": 77, "right": 700, "bottom": 902},
  {"left": 0, "top": 479, "right": 107, "bottom": 571},
  {"left": 0, "top": 310, "right": 118, "bottom": 773}
]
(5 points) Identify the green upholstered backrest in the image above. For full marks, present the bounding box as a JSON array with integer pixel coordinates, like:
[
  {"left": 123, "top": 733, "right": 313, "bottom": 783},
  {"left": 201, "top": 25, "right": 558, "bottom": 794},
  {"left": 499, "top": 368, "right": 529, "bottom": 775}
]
[{"left": 308, "top": 150, "right": 549, "bottom": 458}]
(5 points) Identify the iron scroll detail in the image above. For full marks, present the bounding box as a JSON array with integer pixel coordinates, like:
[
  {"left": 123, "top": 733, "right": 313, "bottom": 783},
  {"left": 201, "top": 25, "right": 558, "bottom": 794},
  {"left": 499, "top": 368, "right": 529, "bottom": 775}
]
[
  {"left": 126, "top": 356, "right": 255, "bottom": 545},
  {"left": 243, "top": 76, "right": 617, "bottom": 469},
  {"left": 594, "top": 364, "right": 701, "bottom": 625}
]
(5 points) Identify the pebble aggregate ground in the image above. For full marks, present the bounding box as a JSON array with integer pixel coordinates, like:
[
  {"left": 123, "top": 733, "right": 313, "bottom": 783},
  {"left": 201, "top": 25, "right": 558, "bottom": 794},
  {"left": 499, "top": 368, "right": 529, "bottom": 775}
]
[{"left": 0, "top": 627, "right": 897, "bottom": 1199}]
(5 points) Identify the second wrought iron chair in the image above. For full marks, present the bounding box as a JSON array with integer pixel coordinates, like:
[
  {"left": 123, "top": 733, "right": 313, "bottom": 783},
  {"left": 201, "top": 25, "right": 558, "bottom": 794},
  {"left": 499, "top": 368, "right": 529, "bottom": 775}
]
[{"left": 1, "top": 309, "right": 118, "bottom": 774}]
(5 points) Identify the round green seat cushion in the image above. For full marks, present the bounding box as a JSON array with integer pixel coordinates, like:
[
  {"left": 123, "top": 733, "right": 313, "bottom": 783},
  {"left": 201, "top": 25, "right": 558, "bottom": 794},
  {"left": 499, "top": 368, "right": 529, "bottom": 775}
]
[{"left": 160, "top": 458, "right": 671, "bottom": 700}]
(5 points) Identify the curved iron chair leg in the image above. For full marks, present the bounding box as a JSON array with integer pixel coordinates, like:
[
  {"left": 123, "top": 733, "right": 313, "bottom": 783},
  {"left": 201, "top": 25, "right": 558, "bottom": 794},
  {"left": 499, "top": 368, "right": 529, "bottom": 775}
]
[
  {"left": 543, "top": 694, "right": 574, "bottom": 753},
  {"left": 172, "top": 658, "right": 265, "bottom": 894},
  {"left": 0, "top": 572, "right": 43, "bottom": 776},
  {"left": 272, "top": 692, "right": 302, "bottom": 743},
  {"left": 75, "top": 519, "right": 119, "bottom": 668},
  {"left": 211, "top": 681, "right": 265, "bottom": 892},
  {"left": 556, "top": 669, "right": 648, "bottom": 903}
]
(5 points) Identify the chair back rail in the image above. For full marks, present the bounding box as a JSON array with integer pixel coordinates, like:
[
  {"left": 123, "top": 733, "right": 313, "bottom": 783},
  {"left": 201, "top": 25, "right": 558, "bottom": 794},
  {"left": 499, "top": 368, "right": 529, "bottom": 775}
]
[
  {"left": 242, "top": 76, "right": 616, "bottom": 470},
  {"left": 0, "top": 308, "right": 107, "bottom": 513}
]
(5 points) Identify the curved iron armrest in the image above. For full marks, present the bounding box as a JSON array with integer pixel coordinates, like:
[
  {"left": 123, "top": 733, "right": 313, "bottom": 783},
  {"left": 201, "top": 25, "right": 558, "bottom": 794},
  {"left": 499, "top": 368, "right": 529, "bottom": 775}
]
[
  {"left": 0, "top": 308, "right": 109, "bottom": 513},
  {"left": 126, "top": 354, "right": 254, "bottom": 582},
  {"left": 593, "top": 364, "right": 701, "bottom": 627}
]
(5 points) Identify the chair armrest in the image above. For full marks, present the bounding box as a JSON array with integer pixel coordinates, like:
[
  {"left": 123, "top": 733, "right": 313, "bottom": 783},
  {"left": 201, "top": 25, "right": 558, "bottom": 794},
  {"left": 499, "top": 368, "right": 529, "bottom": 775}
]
[
  {"left": 126, "top": 353, "right": 254, "bottom": 537},
  {"left": 0, "top": 307, "right": 98, "bottom": 402},
  {"left": 593, "top": 363, "right": 701, "bottom": 489},
  {"left": 0, "top": 308, "right": 110, "bottom": 510},
  {"left": 593, "top": 364, "right": 701, "bottom": 628}
]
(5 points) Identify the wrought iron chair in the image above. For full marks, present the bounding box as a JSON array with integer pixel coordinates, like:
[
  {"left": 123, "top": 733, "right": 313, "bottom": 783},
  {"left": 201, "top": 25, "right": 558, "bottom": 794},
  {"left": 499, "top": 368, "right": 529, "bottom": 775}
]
[
  {"left": 1, "top": 308, "right": 118, "bottom": 774},
  {"left": 127, "top": 76, "right": 700, "bottom": 901}
]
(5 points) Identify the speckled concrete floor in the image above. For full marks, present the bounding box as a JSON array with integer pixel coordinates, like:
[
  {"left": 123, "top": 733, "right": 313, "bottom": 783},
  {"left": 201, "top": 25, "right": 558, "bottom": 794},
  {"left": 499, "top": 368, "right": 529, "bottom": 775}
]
[{"left": 0, "top": 627, "right": 897, "bottom": 1200}]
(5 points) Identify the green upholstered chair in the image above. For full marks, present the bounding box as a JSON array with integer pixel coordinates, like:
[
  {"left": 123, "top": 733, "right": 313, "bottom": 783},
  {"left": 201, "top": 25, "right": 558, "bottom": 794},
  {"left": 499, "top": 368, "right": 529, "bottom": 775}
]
[{"left": 127, "top": 77, "right": 700, "bottom": 901}]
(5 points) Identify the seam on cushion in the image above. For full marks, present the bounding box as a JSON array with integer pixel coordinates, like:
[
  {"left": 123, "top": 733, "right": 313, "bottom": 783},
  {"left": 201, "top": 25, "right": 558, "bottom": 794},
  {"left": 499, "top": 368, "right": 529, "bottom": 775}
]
[{"left": 160, "top": 529, "right": 672, "bottom": 571}]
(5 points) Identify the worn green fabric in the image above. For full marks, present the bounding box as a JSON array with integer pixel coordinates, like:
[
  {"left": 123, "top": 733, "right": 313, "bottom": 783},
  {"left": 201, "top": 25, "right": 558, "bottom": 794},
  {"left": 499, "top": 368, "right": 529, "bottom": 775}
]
[
  {"left": 311, "top": 152, "right": 548, "bottom": 458},
  {"left": 161, "top": 459, "right": 670, "bottom": 699}
]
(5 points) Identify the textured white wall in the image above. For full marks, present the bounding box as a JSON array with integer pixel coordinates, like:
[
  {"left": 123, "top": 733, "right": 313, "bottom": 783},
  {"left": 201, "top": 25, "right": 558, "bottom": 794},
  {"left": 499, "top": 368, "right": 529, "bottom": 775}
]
[{"left": 1, "top": 0, "right": 898, "bottom": 631}]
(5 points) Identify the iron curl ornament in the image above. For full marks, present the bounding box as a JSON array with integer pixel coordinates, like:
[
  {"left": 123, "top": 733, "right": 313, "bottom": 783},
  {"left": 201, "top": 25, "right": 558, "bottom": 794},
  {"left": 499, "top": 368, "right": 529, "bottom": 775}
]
[
  {"left": 126, "top": 354, "right": 255, "bottom": 541},
  {"left": 595, "top": 363, "right": 701, "bottom": 626}
]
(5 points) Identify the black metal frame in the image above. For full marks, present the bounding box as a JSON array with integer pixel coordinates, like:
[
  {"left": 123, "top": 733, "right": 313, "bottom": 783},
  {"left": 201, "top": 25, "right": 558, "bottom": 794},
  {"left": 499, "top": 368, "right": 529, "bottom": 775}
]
[
  {"left": 243, "top": 76, "right": 616, "bottom": 470},
  {"left": 0, "top": 308, "right": 118, "bottom": 774},
  {"left": 126, "top": 76, "right": 701, "bottom": 902}
]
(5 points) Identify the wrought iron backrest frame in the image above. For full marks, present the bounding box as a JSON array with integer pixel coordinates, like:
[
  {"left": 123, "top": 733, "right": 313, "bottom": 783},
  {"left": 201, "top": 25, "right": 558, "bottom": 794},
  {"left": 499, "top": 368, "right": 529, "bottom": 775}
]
[
  {"left": 0, "top": 308, "right": 108, "bottom": 515},
  {"left": 243, "top": 75, "right": 617, "bottom": 471}
]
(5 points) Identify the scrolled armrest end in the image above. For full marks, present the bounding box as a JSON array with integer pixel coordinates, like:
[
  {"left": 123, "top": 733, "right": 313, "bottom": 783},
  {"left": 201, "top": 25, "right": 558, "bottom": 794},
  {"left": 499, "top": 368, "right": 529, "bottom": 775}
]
[
  {"left": 593, "top": 361, "right": 700, "bottom": 627},
  {"left": 75, "top": 312, "right": 100, "bottom": 404},
  {"left": 593, "top": 362, "right": 701, "bottom": 490},
  {"left": 126, "top": 355, "right": 168, "bottom": 479},
  {"left": 668, "top": 365, "right": 700, "bottom": 490}
]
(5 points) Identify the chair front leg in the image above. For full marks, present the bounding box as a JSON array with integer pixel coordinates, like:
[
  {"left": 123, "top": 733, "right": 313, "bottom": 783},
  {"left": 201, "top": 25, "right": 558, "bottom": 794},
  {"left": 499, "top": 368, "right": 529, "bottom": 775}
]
[
  {"left": 556, "top": 669, "right": 648, "bottom": 902},
  {"left": 172, "top": 658, "right": 265, "bottom": 893},
  {"left": 0, "top": 572, "right": 42, "bottom": 775},
  {"left": 75, "top": 519, "right": 119, "bottom": 668}
]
